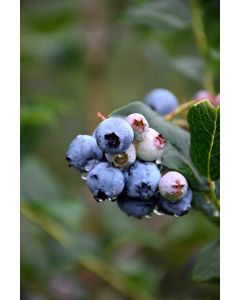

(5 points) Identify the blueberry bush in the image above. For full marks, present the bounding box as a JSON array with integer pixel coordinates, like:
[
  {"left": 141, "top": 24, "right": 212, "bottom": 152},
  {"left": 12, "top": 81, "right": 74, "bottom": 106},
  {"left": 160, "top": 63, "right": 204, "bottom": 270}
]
[{"left": 21, "top": 0, "right": 220, "bottom": 299}]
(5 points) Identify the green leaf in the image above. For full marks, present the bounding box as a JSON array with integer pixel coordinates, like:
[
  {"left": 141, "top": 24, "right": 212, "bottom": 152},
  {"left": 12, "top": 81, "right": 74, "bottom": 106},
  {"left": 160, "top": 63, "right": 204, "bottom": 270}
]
[
  {"left": 22, "top": 0, "right": 78, "bottom": 33},
  {"left": 21, "top": 97, "right": 67, "bottom": 126},
  {"left": 21, "top": 156, "right": 62, "bottom": 203},
  {"left": 21, "top": 156, "right": 86, "bottom": 231},
  {"left": 192, "top": 192, "right": 220, "bottom": 226},
  {"left": 188, "top": 100, "right": 220, "bottom": 181},
  {"left": 122, "top": 0, "right": 191, "bottom": 31},
  {"left": 170, "top": 56, "right": 203, "bottom": 82},
  {"left": 111, "top": 101, "right": 207, "bottom": 191},
  {"left": 192, "top": 240, "right": 220, "bottom": 283}
]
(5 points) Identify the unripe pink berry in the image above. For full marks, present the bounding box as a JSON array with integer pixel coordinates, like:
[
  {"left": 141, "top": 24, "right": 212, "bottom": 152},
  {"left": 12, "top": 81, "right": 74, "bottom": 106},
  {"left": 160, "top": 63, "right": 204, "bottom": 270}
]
[
  {"left": 194, "top": 90, "right": 214, "bottom": 102},
  {"left": 125, "top": 113, "right": 149, "bottom": 141},
  {"left": 211, "top": 94, "right": 220, "bottom": 107},
  {"left": 136, "top": 128, "right": 167, "bottom": 161},
  {"left": 159, "top": 171, "right": 188, "bottom": 202}
]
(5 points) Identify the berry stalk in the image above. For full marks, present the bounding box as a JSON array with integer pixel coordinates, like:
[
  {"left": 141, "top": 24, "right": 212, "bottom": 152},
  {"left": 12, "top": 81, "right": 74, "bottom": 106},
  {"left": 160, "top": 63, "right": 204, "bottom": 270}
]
[
  {"left": 190, "top": 0, "right": 215, "bottom": 94},
  {"left": 165, "top": 99, "right": 197, "bottom": 121},
  {"left": 207, "top": 180, "right": 220, "bottom": 211}
]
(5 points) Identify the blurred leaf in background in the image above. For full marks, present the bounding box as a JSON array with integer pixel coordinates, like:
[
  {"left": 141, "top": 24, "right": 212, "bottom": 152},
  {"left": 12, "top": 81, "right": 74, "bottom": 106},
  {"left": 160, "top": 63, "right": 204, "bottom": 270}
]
[
  {"left": 21, "top": 96, "right": 67, "bottom": 158},
  {"left": 193, "top": 240, "right": 220, "bottom": 283}
]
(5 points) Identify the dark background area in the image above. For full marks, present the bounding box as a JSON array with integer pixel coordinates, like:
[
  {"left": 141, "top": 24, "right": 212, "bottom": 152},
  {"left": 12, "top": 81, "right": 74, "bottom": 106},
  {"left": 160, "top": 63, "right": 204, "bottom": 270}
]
[{"left": 21, "top": 0, "right": 220, "bottom": 299}]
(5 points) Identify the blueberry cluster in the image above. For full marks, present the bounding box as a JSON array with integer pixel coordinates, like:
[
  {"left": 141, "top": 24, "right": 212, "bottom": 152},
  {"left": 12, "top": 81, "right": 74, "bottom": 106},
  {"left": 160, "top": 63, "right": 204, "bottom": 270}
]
[{"left": 66, "top": 113, "right": 192, "bottom": 218}]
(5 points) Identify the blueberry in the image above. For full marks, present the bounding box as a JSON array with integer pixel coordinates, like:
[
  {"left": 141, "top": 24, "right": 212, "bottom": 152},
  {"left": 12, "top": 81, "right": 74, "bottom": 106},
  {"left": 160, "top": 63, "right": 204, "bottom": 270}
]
[
  {"left": 136, "top": 128, "right": 167, "bottom": 162},
  {"left": 125, "top": 113, "right": 149, "bottom": 141},
  {"left": 124, "top": 161, "right": 161, "bottom": 199},
  {"left": 159, "top": 171, "right": 188, "bottom": 202},
  {"left": 95, "top": 117, "right": 134, "bottom": 154},
  {"left": 105, "top": 143, "right": 136, "bottom": 169},
  {"left": 117, "top": 194, "right": 156, "bottom": 219},
  {"left": 155, "top": 189, "right": 192, "bottom": 216},
  {"left": 87, "top": 162, "right": 125, "bottom": 201},
  {"left": 66, "top": 135, "right": 103, "bottom": 172},
  {"left": 145, "top": 88, "right": 179, "bottom": 115}
]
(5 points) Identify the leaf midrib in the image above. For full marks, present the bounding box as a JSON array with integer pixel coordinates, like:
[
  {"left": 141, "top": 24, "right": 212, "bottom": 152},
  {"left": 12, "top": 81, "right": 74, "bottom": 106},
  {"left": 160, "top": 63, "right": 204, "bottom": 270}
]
[{"left": 207, "top": 109, "right": 217, "bottom": 180}]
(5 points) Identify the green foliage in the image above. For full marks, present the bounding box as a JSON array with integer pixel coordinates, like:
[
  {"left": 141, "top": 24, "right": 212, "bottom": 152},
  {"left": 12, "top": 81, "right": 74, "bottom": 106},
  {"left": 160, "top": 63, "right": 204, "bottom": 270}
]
[
  {"left": 121, "top": 0, "right": 191, "bottom": 31},
  {"left": 170, "top": 55, "right": 203, "bottom": 82},
  {"left": 21, "top": 97, "right": 67, "bottom": 158},
  {"left": 192, "top": 191, "right": 219, "bottom": 225},
  {"left": 21, "top": 0, "right": 78, "bottom": 33},
  {"left": 21, "top": 97, "right": 67, "bottom": 126},
  {"left": 21, "top": 156, "right": 86, "bottom": 231},
  {"left": 188, "top": 100, "right": 220, "bottom": 181},
  {"left": 118, "top": 0, "right": 206, "bottom": 86},
  {"left": 192, "top": 240, "right": 220, "bottom": 283}
]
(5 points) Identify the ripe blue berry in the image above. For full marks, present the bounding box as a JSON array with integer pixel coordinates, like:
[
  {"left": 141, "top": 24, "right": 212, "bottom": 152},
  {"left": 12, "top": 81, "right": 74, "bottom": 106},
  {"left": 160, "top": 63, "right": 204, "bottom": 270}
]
[
  {"left": 158, "top": 171, "right": 188, "bottom": 202},
  {"left": 155, "top": 189, "right": 192, "bottom": 216},
  {"left": 145, "top": 88, "right": 179, "bottom": 115},
  {"left": 125, "top": 113, "right": 149, "bottom": 141},
  {"left": 105, "top": 143, "right": 136, "bottom": 169},
  {"left": 117, "top": 194, "right": 156, "bottom": 219},
  {"left": 124, "top": 161, "right": 161, "bottom": 199},
  {"left": 136, "top": 128, "right": 167, "bottom": 162},
  {"left": 84, "top": 159, "right": 101, "bottom": 172},
  {"left": 95, "top": 117, "right": 134, "bottom": 154},
  {"left": 87, "top": 162, "right": 125, "bottom": 201},
  {"left": 66, "top": 135, "right": 103, "bottom": 172}
]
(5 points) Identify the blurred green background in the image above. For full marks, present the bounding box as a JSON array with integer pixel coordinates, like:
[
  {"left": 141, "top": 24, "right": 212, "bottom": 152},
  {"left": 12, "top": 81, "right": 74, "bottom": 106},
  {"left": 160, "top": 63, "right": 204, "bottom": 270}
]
[{"left": 21, "top": 0, "right": 220, "bottom": 299}]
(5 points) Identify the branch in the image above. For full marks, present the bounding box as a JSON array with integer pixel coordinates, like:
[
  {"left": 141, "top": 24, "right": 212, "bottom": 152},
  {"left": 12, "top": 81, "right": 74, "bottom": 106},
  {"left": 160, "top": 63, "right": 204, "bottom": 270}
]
[
  {"left": 190, "top": 0, "right": 215, "bottom": 94},
  {"left": 165, "top": 99, "right": 197, "bottom": 121}
]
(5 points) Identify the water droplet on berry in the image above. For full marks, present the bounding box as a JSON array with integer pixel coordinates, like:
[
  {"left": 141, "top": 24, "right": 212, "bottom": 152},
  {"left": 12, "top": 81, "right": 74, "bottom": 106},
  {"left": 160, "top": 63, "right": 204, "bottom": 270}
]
[
  {"left": 153, "top": 209, "right": 165, "bottom": 216},
  {"left": 155, "top": 158, "right": 162, "bottom": 166},
  {"left": 80, "top": 172, "right": 88, "bottom": 180},
  {"left": 85, "top": 165, "right": 91, "bottom": 172},
  {"left": 145, "top": 214, "right": 153, "bottom": 218},
  {"left": 174, "top": 214, "right": 179, "bottom": 218},
  {"left": 97, "top": 198, "right": 104, "bottom": 202},
  {"left": 106, "top": 197, "right": 113, "bottom": 201}
]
